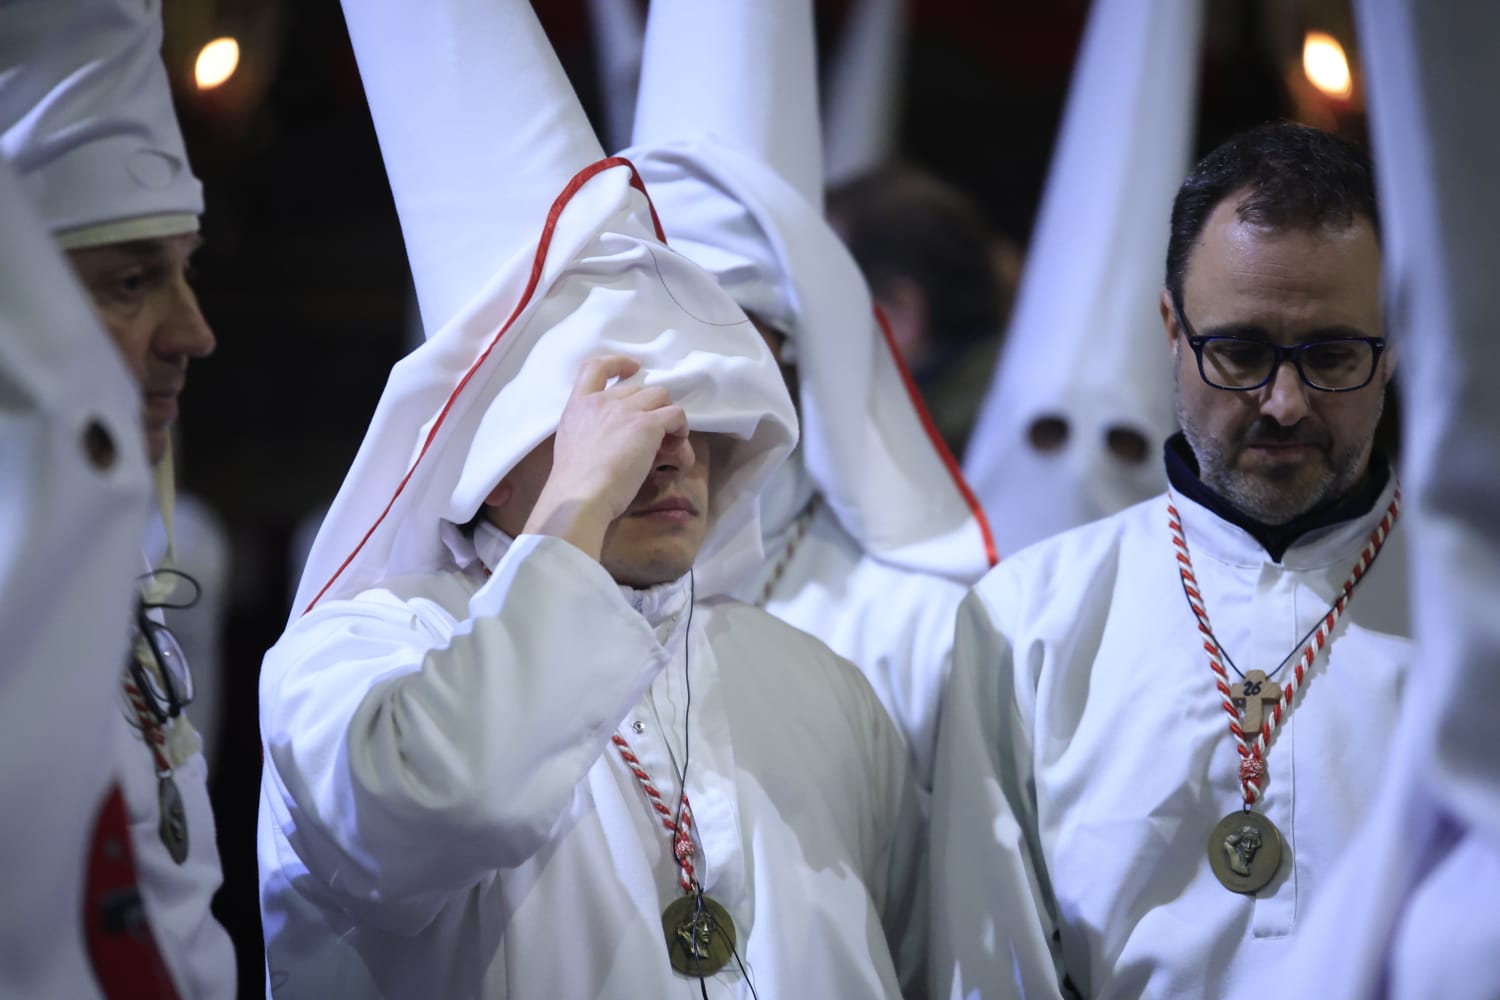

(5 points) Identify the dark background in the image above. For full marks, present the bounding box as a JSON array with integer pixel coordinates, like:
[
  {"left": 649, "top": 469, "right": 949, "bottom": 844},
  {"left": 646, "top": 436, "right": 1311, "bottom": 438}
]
[{"left": 158, "top": 1, "right": 1364, "bottom": 992}]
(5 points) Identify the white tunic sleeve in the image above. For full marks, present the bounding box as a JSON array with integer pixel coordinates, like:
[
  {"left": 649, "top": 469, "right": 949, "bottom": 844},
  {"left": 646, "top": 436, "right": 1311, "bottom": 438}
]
[
  {"left": 929, "top": 581, "right": 1067, "bottom": 1000},
  {"left": 259, "top": 534, "right": 672, "bottom": 930}
]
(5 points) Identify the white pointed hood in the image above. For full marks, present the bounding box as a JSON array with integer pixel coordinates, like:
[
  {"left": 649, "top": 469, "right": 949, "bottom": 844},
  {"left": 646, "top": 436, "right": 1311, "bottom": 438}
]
[
  {"left": 0, "top": 0, "right": 202, "bottom": 248},
  {"left": 962, "top": 0, "right": 1201, "bottom": 554},
  {"left": 586, "top": 0, "right": 647, "bottom": 155},
  {"left": 295, "top": 0, "right": 797, "bottom": 617},
  {"left": 626, "top": 0, "right": 994, "bottom": 582},
  {"left": 343, "top": 0, "right": 611, "bottom": 339},
  {"left": 821, "top": 0, "right": 907, "bottom": 187}
]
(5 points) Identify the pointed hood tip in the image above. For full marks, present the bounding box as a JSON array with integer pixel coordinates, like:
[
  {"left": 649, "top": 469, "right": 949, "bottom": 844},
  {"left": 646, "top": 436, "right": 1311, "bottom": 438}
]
[
  {"left": 630, "top": 0, "right": 824, "bottom": 209},
  {"left": 341, "top": 0, "right": 611, "bottom": 335}
]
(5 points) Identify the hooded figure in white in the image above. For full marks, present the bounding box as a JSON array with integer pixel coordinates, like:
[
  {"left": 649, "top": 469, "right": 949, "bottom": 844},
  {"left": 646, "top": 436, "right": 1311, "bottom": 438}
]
[
  {"left": 0, "top": 153, "right": 171, "bottom": 1000},
  {"left": 257, "top": 1, "right": 921, "bottom": 996},
  {"left": 1281, "top": 6, "right": 1500, "bottom": 999},
  {"left": 0, "top": 1, "right": 234, "bottom": 996},
  {"left": 961, "top": 0, "right": 1200, "bottom": 554},
  {"left": 623, "top": 0, "right": 996, "bottom": 791}
]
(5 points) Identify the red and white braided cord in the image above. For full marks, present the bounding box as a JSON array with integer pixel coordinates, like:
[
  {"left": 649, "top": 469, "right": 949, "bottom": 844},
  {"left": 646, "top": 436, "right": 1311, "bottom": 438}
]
[
  {"left": 121, "top": 670, "right": 172, "bottom": 774},
  {"left": 1168, "top": 488, "right": 1401, "bottom": 804},
  {"left": 611, "top": 733, "right": 698, "bottom": 893}
]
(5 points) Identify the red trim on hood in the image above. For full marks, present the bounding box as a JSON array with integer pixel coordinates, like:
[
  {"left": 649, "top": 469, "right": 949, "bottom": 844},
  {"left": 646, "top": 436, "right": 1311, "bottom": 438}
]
[
  {"left": 303, "top": 157, "right": 660, "bottom": 615},
  {"left": 872, "top": 303, "right": 999, "bottom": 568}
]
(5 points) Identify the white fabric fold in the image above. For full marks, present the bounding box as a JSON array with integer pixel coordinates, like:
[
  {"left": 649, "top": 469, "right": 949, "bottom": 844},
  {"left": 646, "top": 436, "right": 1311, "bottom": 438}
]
[
  {"left": 630, "top": 138, "right": 994, "bottom": 581},
  {"left": 1281, "top": 5, "right": 1500, "bottom": 998}
]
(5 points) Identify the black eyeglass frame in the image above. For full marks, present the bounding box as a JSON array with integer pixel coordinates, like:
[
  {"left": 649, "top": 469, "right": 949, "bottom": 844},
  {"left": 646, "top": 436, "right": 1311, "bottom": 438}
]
[
  {"left": 1173, "top": 295, "right": 1387, "bottom": 393},
  {"left": 127, "top": 602, "right": 195, "bottom": 725}
]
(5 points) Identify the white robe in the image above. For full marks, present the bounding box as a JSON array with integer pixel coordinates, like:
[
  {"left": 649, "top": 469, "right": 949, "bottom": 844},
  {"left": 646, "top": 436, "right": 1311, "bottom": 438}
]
[
  {"left": 259, "top": 529, "right": 921, "bottom": 998},
  {"left": 741, "top": 459, "right": 968, "bottom": 791},
  {"left": 930, "top": 480, "right": 1410, "bottom": 1000}
]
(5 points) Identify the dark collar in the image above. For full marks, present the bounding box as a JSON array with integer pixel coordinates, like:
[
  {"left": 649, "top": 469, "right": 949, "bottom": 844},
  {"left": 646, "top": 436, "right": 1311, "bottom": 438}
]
[{"left": 1164, "top": 433, "right": 1390, "bottom": 562}]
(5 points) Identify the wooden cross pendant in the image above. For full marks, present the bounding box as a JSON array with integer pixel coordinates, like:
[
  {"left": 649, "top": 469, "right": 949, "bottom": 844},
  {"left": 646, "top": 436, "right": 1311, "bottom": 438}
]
[{"left": 1230, "top": 670, "right": 1282, "bottom": 735}]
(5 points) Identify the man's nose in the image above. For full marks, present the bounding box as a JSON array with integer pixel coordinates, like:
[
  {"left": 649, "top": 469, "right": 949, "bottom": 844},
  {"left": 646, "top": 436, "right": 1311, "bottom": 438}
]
[
  {"left": 653, "top": 434, "right": 695, "bottom": 475},
  {"left": 1260, "top": 358, "right": 1313, "bottom": 425},
  {"left": 155, "top": 280, "right": 216, "bottom": 361}
]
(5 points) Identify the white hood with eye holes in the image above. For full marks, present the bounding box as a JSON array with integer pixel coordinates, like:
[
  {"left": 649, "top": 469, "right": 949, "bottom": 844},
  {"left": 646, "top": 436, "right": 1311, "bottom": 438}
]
[{"left": 962, "top": 0, "right": 1200, "bottom": 554}]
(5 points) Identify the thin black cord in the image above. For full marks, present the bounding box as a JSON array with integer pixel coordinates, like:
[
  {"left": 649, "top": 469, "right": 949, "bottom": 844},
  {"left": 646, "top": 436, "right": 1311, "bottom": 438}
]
[
  {"left": 675, "top": 572, "right": 760, "bottom": 999},
  {"left": 1172, "top": 504, "right": 1395, "bottom": 681},
  {"left": 672, "top": 572, "right": 695, "bottom": 838},
  {"left": 136, "top": 567, "right": 202, "bottom": 611},
  {"left": 730, "top": 943, "right": 761, "bottom": 1000}
]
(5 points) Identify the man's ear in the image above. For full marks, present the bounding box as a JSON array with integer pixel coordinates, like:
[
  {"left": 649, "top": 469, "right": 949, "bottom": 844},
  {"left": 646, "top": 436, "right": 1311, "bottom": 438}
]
[
  {"left": 484, "top": 480, "right": 513, "bottom": 509},
  {"left": 1160, "top": 288, "right": 1182, "bottom": 361}
]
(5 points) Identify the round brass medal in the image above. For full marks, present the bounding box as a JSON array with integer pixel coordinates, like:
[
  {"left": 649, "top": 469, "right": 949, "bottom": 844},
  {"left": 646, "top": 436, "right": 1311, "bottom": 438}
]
[
  {"left": 661, "top": 893, "right": 736, "bottom": 977},
  {"left": 157, "top": 774, "right": 190, "bottom": 865},
  {"left": 1208, "top": 811, "right": 1284, "bottom": 894}
]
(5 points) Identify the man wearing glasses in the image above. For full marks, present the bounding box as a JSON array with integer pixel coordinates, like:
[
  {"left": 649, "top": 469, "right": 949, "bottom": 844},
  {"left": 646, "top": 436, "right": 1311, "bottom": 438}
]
[{"left": 929, "top": 122, "right": 1409, "bottom": 999}]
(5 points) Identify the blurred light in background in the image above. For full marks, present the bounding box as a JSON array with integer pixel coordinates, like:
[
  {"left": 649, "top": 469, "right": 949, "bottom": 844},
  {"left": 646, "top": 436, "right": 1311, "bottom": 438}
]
[
  {"left": 195, "top": 37, "right": 240, "bottom": 90},
  {"left": 1302, "top": 31, "right": 1352, "bottom": 99}
]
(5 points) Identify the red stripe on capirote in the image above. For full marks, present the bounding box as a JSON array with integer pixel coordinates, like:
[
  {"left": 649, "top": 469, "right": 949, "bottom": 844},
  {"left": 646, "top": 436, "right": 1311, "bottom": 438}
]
[
  {"left": 872, "top": 303, "right": 999, "bottom": 568},
  {"left": 303, "top": 157, "right": 660, "bottom": 616}
]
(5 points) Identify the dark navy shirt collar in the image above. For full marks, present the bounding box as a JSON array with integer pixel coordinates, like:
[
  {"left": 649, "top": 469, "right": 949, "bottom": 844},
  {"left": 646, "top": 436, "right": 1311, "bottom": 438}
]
[{"left": 1164, "top": 433, "right": 1390, "bottom": 562}]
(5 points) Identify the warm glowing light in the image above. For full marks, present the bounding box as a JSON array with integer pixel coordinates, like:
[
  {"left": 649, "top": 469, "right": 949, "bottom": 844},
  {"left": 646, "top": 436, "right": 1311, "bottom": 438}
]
[
  {"left": 194, "top": 37, "right": 240, "bottom": 90},
  {"left": 1303, "top": 32, "right": 1352, "bottom": 99}
]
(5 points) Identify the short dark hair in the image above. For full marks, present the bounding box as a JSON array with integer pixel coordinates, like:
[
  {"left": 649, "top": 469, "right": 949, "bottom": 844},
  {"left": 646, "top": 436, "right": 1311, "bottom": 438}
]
[
  {"left": 1165, "top": 121, "right": 1379, "bottom": 306},
  {"left": 827, "top": 165, "right": 1003, "bottom": 349}
]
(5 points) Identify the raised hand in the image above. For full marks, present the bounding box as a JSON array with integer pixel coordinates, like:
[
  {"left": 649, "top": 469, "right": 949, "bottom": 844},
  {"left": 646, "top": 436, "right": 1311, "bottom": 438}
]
[{"left": 523, "top": 355, "right": 691, "bottom": 561}]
